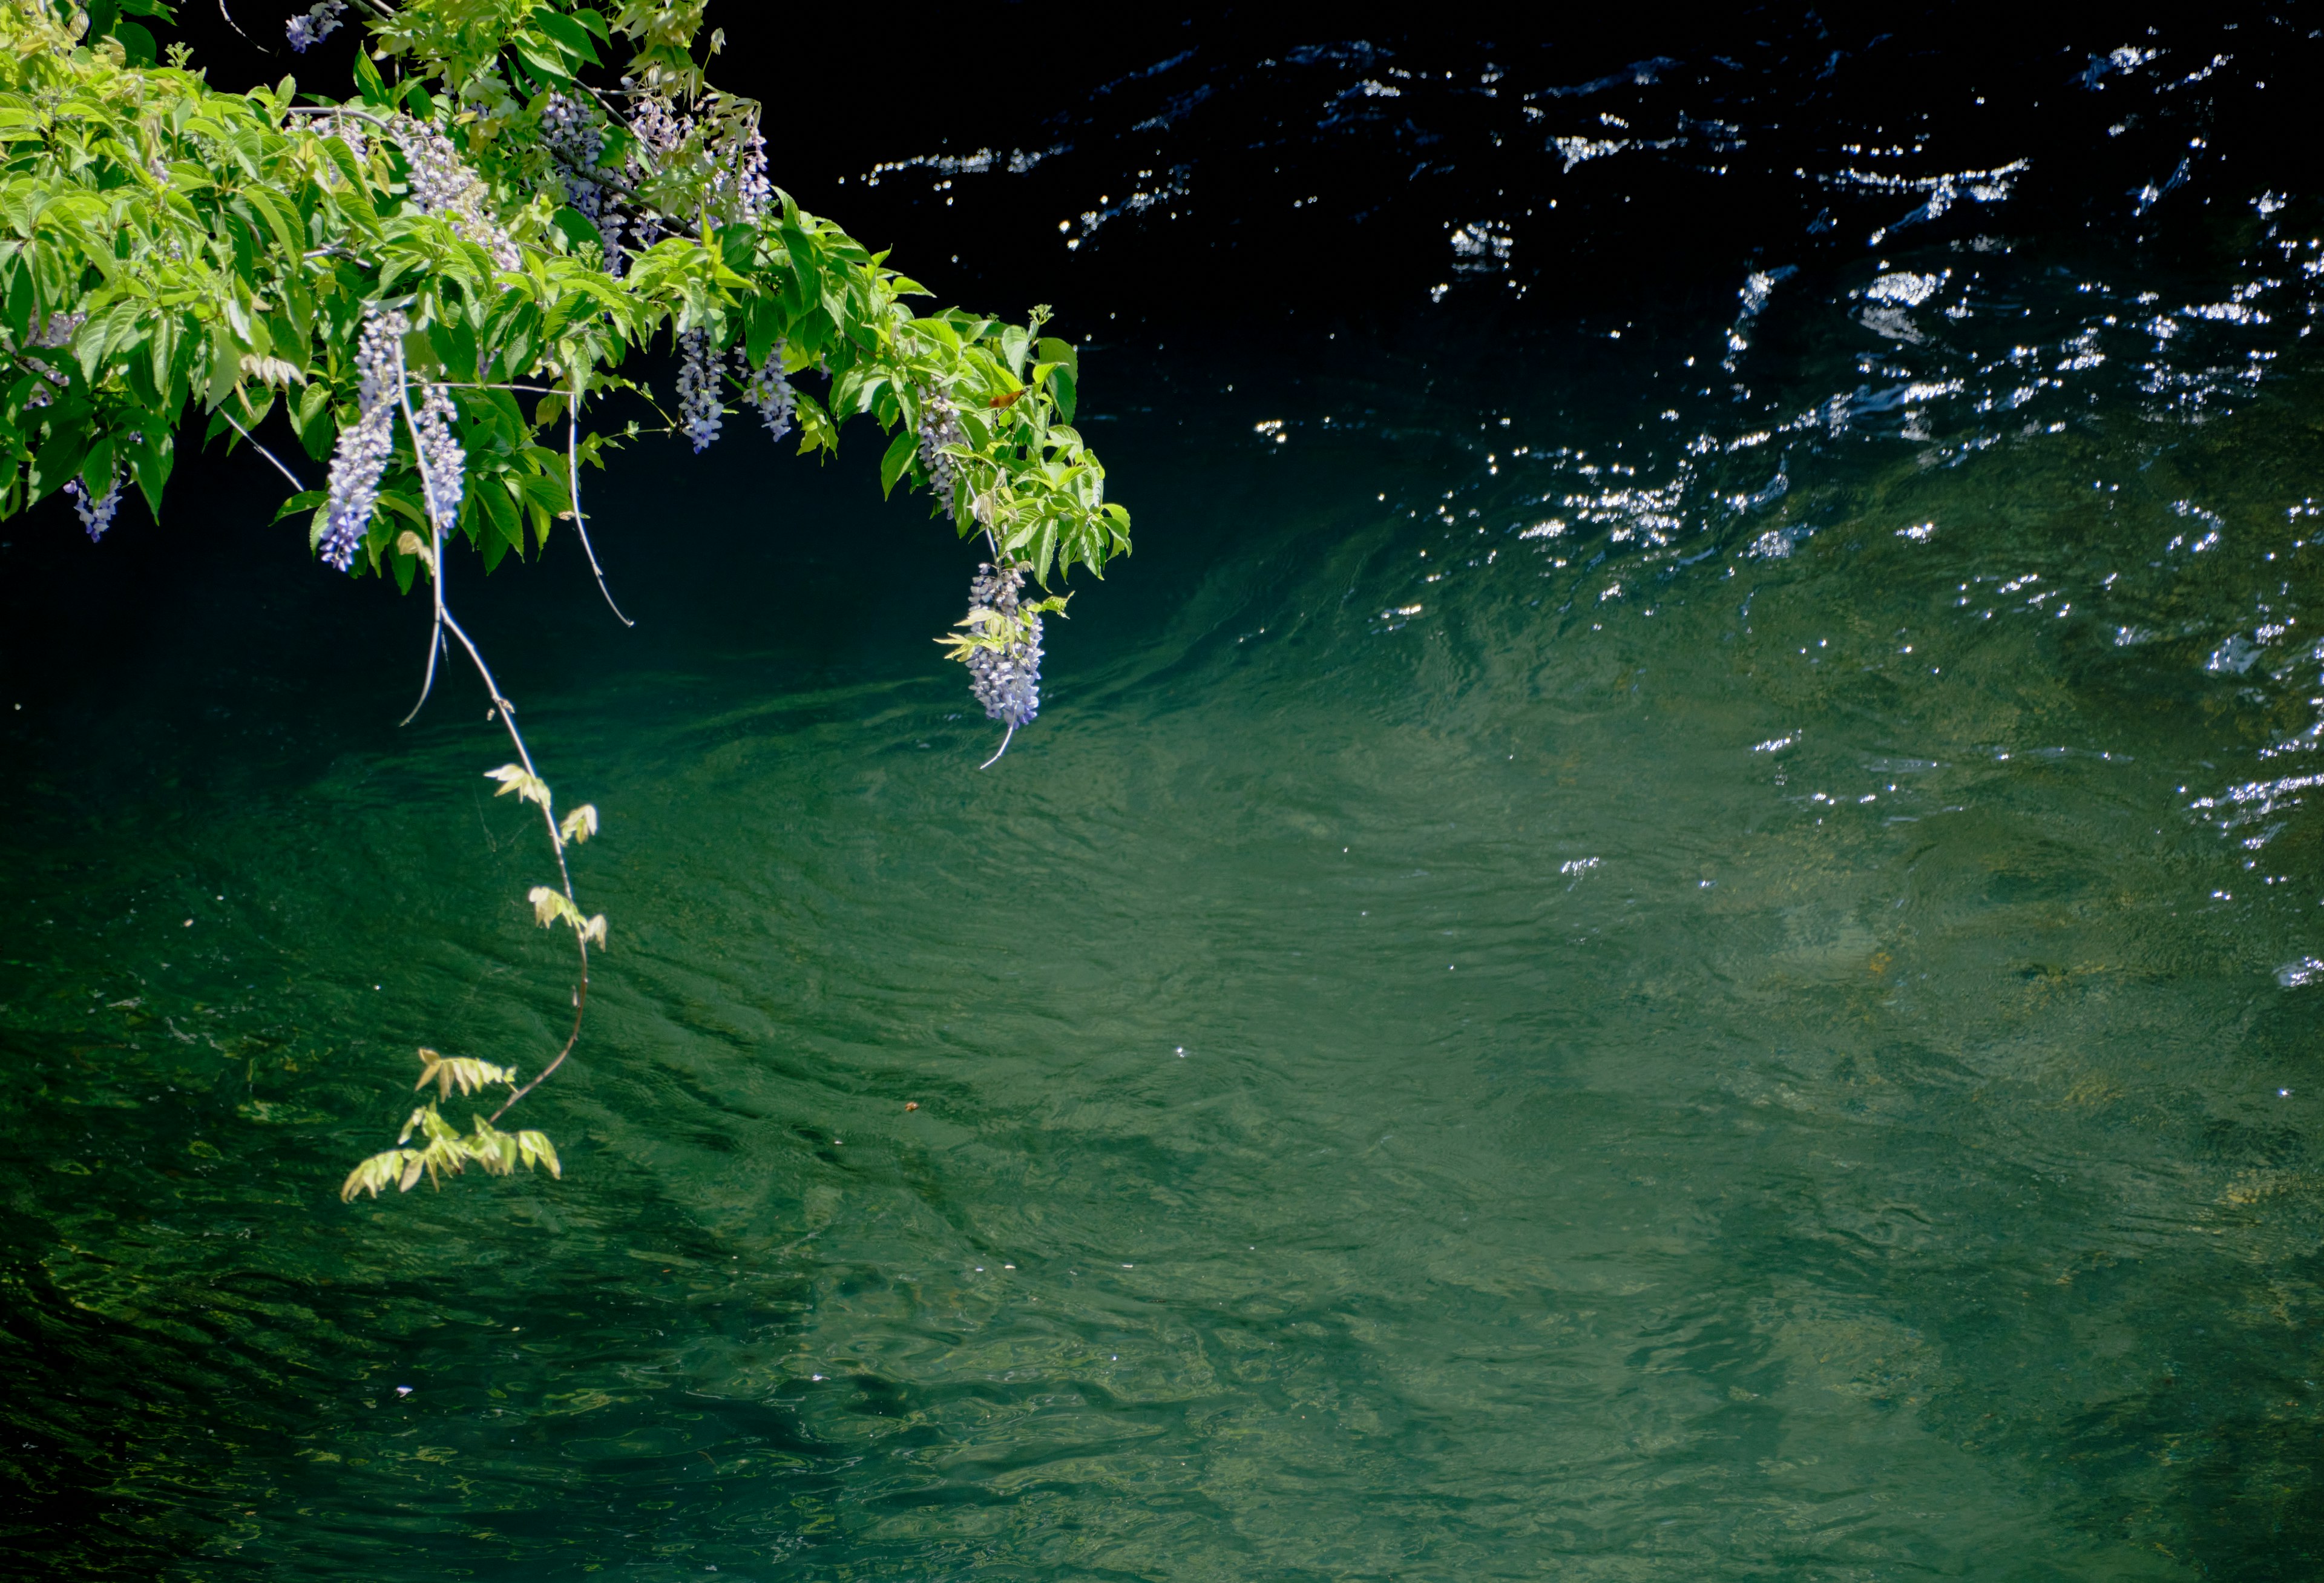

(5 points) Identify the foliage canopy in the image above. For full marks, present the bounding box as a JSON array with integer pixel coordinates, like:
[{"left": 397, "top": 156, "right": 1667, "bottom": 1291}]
[{"left": 0, "top": 0, "right": 1131, "bottom": 1198}]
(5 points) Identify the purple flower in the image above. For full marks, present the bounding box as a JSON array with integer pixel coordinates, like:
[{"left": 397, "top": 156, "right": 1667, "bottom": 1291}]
[
  {"left": 916, "top": 387, "right": 967, "bottom": 504},
  {"left": 410, "top": 383, "right": 466, "bottom": 528},
  {"left": 65, "top": 473, "right": 121, "bottom": 541},
  {"left": 285, "top": 0, "right": 346, "bottom": 53},
  {"left": 320, "top": 311, "right": 407, "bottom": 572},
  {"left": 389, "top": 115, "right": 521, "bottom": 272},
  {"left": 734, "top": 342, "right": 795, "bottom": 441},
  {"left": 675, "top": 330, "right": 722, "bottom": 452},
  {"left": 963, "top": 561, "right": 1043, "bottom": 727}
]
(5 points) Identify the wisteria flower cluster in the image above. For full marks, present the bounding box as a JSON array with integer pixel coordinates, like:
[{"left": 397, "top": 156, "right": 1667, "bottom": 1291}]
[
  {"left": 712, "top": 116, "right": 773, "bottom": 226},
  {"left": 961, "top": 561, "right": 1043, "bottom": 728},
  {"left": 320, "top": 311, "right": 409, "bottom": 572},
  {"left": 284, "top": 0, "right": 346, "bottom": 53},
  {"left": 537, "top": 87, "right": 776, "bottom": 278},
  {"left": 539, "top": 94, "right": 604, "bottom": 218},
  {"left": 537, "top": 93, "right": 626, "bottom": 274},
  {"left": 674, "top": 329, "right": 722, "bottom": 452},
  {"left": 64, "top": 473, "right": 119, "bottom": 540},
  {"left": 24, "top": 311, "right": 80, "bottom": 349},
  {"left": 410, "top": 383, "right": 466, "bottom": 530},
  {"left": 916, "top": 387, "right": 968, "bottom": 501},
  {"left": 389, "top": 114, "right": 522, "bottom": 272},
  {"left": 734, "top": 343, "right": 795, "bottom": 441},
  {"left": 320, "top": 111, "right": 368, "bottom": 163},
  {"left": 3, "top": 309, "right": 80, "bottom": 407}
]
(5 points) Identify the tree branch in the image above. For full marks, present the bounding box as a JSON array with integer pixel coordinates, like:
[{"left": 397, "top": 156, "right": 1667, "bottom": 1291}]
[{"left": 568, "top": 370, "right": 633, "bottom": 626}]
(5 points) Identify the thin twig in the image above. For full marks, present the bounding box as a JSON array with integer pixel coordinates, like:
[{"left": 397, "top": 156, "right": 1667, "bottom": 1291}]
[
  {"left": 396, "top": 364, "right": 448, "bottom": 728},
  {"left": 217, "top": 407, "right": 308, "bottom": 493},
  {"left": 567, "top": 371, "right": 633, "bottom": 626},
  {"left": 430, "top": 606, "right": 590, "bottom": 1124},
  {"left": 979, "top": 723, "right": 1016, "bottom": 769},
  {"left": 216, "top": 0, "right": 251, "bottom": 42}
]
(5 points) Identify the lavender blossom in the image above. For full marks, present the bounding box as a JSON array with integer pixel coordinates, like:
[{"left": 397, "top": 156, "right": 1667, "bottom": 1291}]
[
  {"left": 540, "top": 93, "right": 605, "bottom": 219},
  {"left": 674, "top": 330, "right": 722, "bottom": 452},
  {"left": 389, "top": 116, "right": 522, "bottom": 272},
  {"left": 319, "top": 311, "right": 407, "bottom": 572},
  {"left": 734, "top": 342, "right": 795, "bottom": 442},
  {"left": 5, "top": 310, "right": 82, "bottom": 409},
  {"left": 285, "top": 0, "right": 346, "bottom": 52},
  {"left": 409, "top": 383, "right": 466, "bottom": 529},
  {"left": 963, "top": 562, "right": 1043, "bottom": 728},
  {"left": 629, "top": 94, "right": 693, "bottom": 162},
  {"left": 27, "top": 312, "right": 81, "bottom": 349},
  {"left": 65, "top": 473, "right": 121, "bottom": 541},
  {"left": 321, "top": 113, "right": 368, "bottom": 163},
  {"left": 711, "top": 117, "right": 773, "bottom": 225},
  {"left": 916, "top": 387, "right": 967, "bottom": 502}
]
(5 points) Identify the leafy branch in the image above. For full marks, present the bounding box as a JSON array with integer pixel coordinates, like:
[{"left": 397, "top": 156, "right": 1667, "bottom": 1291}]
[{"left": 0, "top": 0, "right": 1137, "bottom": 1203}]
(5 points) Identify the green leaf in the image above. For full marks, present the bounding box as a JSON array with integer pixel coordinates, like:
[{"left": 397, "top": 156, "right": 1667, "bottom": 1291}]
[
  {"left": 128, "top": 430, "right": 174, "bottom": 518},
  {"left": 295, "top": 384, "right": 334, "bottom": 459},
  {"left": 353, "top": 48, "right": 390, "bottom": 107},
  {"left": 80, "top": 436, "right": 114, "bottom": 497},
  {"left": 272, "top": 490, "right": 326, "bottom": 525},
  {"left": 719, "top": 222, "right": 757, "bottom": 275},
  {"left": 342, "top": 1148, "right": 420, "bottom": 1201},
  {"left": 528, "top": 10, "right": 603, "bottom": 64},
  {"left": 413, "top": 1047, "right": 517, "bottom": 1100},
  {"left": 515, "top": 1130, "right": 562, "bottom": 1177},
  {"left": 527, "top": 884, "right": 581, "bottom": 929},
  {"left": 29, "top": 423, "right": 88, "bottom": 507},
  {"left": 878, "top": 428, "right": 916, "bottom": 498},
  {"left": 512, "top": 35, "right": 571, "bottom": 86},
  {"left": 550, "top": 205, "right": 603, "bottom": 254},
  {"left": 110, "top": 21, "right": 157, "bottom": 66},
  {"left": 487, "top": 763, "right": 553, "bottom": 810},
  {"left": 478, "top": 473, "right": 522, "bottom": 557}
]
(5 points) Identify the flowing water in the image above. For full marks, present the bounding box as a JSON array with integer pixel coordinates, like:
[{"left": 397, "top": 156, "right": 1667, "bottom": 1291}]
[{"left": 5, "top": 12, "right": 2324, "bottom": 1579}]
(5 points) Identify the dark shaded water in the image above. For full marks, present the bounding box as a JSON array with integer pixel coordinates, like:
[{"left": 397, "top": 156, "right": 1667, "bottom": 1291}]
[{"left": 4, "top": 10, "right": 2323, "bottom": 1578}]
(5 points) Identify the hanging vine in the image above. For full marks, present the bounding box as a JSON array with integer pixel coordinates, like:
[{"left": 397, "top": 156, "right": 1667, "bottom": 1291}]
[{"left": 0, "top": 0, "right": 1132, "bottom": 1199}]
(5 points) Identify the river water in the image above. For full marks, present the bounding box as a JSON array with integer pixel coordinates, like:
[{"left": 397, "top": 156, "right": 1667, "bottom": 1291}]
[{"left": 2, "top": 12, "right": 2321, "bottom": 1579}]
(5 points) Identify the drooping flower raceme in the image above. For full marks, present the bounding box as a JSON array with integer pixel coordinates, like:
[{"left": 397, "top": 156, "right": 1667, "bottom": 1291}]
[
  {"left": 916, "top": 387, "right": 967, "bottom": 502},
  {"left": 321, "top": 112, "right": 367, "bottom": 162},
  {"left": 539, "top": 91, "right": 633, "bottom": 269},
  {"left": 26, "top": 311, "right": 80, "bottom": 348},
  {"left": 389, "top": 116, "right": 522, "bottom": 272},
  {"left": 963, "top": 561, "right": 1043, "bottom": 728},
  {"left": 409, "top": 383, "right": 466, "bottom": 530},
  {"left": 735, "top": 343, "right": 795, "bottom": 442},
  {"left": 539, "top": 93, "right": 605, "bottom": 219},
  {"left": 716, "top": 117, "right": 774, "bottom": 225},
  {"left": 285, "top": 0, "right": 346, "bottom": 53},
  {"left": 319, "top": 311, "right": 407, "bottom": 572},
  {"left": 64, "top": 473, "right": 120, "bottom": 540},
  {"left": 675, "top": 330, "right": 722, "bottom": 452}
]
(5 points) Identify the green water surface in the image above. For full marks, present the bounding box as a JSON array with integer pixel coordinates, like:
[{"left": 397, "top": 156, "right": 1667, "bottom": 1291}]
[{"left": 2, "top": 345, "right": 2322, "bottom": 1578}]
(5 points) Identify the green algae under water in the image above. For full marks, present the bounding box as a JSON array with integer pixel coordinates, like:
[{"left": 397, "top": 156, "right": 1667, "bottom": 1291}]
[{"left": 5, "top": 350, "right": 2324, "bottom": 1578}]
